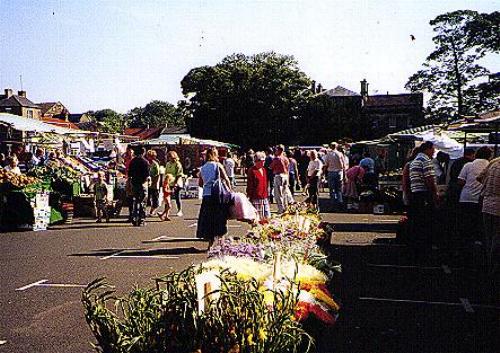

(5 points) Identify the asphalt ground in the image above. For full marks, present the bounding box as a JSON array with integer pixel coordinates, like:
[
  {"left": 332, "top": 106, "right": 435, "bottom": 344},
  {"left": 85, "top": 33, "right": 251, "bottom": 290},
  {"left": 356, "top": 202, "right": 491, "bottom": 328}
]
[{"left": 1, "top": 177, "right": 498, "bottom": 353}]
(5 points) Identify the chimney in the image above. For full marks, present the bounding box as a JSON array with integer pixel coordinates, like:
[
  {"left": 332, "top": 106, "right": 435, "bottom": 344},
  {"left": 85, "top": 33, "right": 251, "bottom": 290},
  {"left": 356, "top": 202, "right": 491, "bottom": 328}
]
[
  {"left": 18, "top": 90, "right": 26, "bottom": 97},
  {"left": 360, "top": 79, "right": 368, "bottom": 97},
  {"left": 4, "top": 88, "right": 13, "bottom": 98}
]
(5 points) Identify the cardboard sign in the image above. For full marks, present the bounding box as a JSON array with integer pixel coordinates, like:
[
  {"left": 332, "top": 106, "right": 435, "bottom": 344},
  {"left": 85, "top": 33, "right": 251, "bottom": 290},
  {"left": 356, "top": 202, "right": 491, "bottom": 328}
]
[{"left": 195, "top": 271, "right": 221, "bottom": 314}]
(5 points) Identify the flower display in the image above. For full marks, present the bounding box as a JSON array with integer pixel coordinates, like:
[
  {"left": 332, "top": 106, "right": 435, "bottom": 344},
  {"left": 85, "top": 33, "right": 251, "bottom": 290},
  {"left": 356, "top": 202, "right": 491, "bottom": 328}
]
[
  {"left": 83, "top": 204, "right": 341, "bottom": 352},
  {"left": 203, "top": 204, "right": 340, "bottom": 326}
]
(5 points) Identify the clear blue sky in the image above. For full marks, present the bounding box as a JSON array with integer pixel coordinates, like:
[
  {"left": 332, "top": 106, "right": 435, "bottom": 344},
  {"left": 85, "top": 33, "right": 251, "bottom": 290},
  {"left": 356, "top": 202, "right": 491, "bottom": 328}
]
[{"left": 0, "top": 0, "right": 498, "bottom": 113}]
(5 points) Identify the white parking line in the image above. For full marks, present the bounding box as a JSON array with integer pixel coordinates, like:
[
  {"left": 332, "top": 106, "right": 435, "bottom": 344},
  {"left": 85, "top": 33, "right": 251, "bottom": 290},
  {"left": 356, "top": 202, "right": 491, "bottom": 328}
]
[
  {"left": 37, "top": 283, "right": 87, "bottom": 288},
  {"left": 367, "top": 264, "right": 442, "bottom": 270},
  {"left": 150, "top": 236, "right": 166, "bottom": 241},
  {"left": 16, "top": 280, "right": 86, "bottom": 291},
  {"left": 108, "top": 255, "right": 179, "bottom": 259},
  {"left": 367, "top": 263, "right": 461, "bottom": 271},
  {"left": 145, "top": 236, "right": 205, "bottom": 242},
  {"left": 460, "top": 298, "right": 475, "bottom": 313},
  {"left": 0, "top": 340, "right": 7, "bottom": 345},
  {"left": 359, "top": 296, "right": 500, "bottom": 311},
  {"left": 100, "top": 250, "right": 125, "bottom": 260},
  {"left": 228, "top": 225, "right": 242, "bottom": 228},
  {"left": 16, "top": 279, "right": 48, "bottom": 291},
  {"left": 359, "top": 297, "right": 462, "bottom": 307}
]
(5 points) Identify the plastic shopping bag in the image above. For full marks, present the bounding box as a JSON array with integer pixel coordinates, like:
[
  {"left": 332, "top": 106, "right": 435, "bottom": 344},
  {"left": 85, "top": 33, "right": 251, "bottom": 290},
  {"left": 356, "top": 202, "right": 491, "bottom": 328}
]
[{"left": 229, "top": 192, "right": 258, "bottom": 221}]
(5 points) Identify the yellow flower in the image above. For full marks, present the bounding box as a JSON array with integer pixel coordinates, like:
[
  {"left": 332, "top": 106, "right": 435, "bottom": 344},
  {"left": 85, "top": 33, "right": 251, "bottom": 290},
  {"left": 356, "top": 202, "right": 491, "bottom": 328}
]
[
  {"left": 247, "top": 333, "right": 255, "bottom": 345},
  {"left": 258, "top": 328, "right": 268, "bottom": 341},
  {"left": 310, "top": 288, "right": 340, "bottom": 311}
]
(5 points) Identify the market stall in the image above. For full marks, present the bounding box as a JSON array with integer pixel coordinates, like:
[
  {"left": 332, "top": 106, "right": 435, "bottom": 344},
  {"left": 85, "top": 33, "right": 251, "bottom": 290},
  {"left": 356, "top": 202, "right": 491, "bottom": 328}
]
[{"left": 131, "top": 133, "right": 236, "bottom": 172}]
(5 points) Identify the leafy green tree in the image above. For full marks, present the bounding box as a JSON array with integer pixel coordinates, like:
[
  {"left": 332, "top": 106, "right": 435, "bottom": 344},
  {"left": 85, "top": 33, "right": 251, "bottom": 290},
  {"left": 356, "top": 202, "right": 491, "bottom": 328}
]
[
  {"left": 465, "top": 11, "right": 500, "bottom": 53},
  {"left": 181, "top": 52, "right": 312, "bottom": 147},
  {"left": 299, "top": 94, "right": 367, "bottom": 144},
  {"left": 128, "top": 100, "right": 185, "bottom": 128},
  {"left": 86, "top": 109, "right": 127, "bottom": 133},
  {"left": 405, "top": 10, "right": 498, "bottom": 122}
]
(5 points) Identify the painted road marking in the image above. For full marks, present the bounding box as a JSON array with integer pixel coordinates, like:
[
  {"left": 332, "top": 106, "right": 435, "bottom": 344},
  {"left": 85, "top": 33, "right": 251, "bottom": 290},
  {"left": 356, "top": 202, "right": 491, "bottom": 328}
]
[
  {"left": 367, "top": 263, "right": 462, "bottom": 271},
  {"left": 150, "top": 236, "right": 166, "bottom": 241},
  {"left": 0, "top": 340, "right": 7, "bottom": 345},
  {"left": 16, "top": 280, "right": 86, "bottom": 291},
  {"left": 460, "top": 298, "right": 475, "bottom": 313},
  {"left": 359, "top": 297, "right": 500, "bottom": 310},
  {"left": 228, "top": 225, "right": 242, "bottom": 228},
  {"left": 188, "top": 223, "right": 197, "bottom": 228},
  {"left": 16, "top": 279, "right": 48, "bottom": 291},
  {"left": 37, "top": 283, "right": 87, "bottom": 288},
  {"left": 145, "top": 236, "right": 206, "bottom": 242},
  {"left": 359, "top": 297, "right": 462, "bottom": 307},
  {"left": 100, "top": 250, "right": 125, "bottom": 260},
  {"left": 108, "top": 255, "right": 179, "bottom": 259}
]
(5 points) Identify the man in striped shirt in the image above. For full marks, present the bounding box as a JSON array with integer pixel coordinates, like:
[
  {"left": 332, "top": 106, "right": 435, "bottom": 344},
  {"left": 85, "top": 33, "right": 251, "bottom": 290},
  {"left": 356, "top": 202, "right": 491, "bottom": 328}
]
[
  {"left": 408, "top": 141, "right": 438, "bottom": 260},
  {"left": 478, "top": 157, "right": 500, "bottom": 279}
]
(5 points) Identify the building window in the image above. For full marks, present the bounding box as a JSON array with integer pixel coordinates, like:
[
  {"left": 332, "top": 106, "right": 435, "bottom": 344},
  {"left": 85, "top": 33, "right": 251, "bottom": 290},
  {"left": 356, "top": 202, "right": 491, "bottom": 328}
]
[
  {"left": 389, "top": 116, "right": 397, "bottom": 129},
  {"left": 27, "top": 109, "right": 33, "bottom": 119}
]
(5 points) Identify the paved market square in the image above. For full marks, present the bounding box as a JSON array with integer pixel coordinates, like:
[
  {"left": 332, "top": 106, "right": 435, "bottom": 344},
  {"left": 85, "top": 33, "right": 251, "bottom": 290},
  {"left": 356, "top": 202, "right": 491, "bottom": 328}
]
[{"left": 1, "top": 183, "right": 498, "bottom": 353}]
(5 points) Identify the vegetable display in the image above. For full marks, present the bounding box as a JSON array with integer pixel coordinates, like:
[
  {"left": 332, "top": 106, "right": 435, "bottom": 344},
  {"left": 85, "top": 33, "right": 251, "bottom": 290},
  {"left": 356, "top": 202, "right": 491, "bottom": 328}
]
[{"left": 28, "top": 165, "right": 81, "bottom": 195}]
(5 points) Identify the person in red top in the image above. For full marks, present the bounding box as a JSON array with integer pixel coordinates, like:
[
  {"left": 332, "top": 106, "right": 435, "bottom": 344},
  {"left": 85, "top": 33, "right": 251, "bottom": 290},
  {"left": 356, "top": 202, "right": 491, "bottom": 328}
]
[
  {"left": 247, "top": 152, "right": 271, "bottom": 220},
  {"left": 270, "top": 145, "right": 294, "bottom": 213}
]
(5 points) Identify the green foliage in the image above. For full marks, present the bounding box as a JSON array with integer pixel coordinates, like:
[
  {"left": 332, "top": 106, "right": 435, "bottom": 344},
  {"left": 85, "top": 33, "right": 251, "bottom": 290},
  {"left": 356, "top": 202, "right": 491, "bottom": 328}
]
[
  {"left": 181, "top": 52, "right": 313, "bottom": 148},
  {"left": 127, "top": 100, "right": 186, "bottom": 129},
  {"left": 299, "top": 94, "right": 367, "bottom": 143},
  {"left": 82, "top": 268, "right": 313, "bottom": 353},
  {"left": 465, "top": 11, "right": 500, "bottom": 53},
  {"left": 405, "top": 10, "right": 499, "bottom": 122},
  {"left": 86, "top": 109, "right": 128, "bottom": 134}
]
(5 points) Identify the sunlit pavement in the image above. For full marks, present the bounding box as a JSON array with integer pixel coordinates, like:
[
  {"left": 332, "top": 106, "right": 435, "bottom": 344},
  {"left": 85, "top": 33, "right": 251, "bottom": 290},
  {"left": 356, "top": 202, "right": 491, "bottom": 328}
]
[{"left": 0, "top": 181, "right": 498, "bottom": 352}]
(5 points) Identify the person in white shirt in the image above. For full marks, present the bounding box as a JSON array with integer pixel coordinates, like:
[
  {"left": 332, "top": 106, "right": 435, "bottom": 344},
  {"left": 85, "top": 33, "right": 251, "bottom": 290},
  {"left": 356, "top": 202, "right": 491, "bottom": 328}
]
[
  {"left": 223, "top": 155, "right": 236, "bottom": 186},
  {"left": 4, "top": 156, "right": 21, "bottom": 175},
  {"left": 306, "top": 150, "right": 323, "bottom": 209},
  {"left": 458, "top": 147, "right": 492, "bottom": 242},
  {"left": 322, "top": 142, "right": 345, "bottom": 209}
]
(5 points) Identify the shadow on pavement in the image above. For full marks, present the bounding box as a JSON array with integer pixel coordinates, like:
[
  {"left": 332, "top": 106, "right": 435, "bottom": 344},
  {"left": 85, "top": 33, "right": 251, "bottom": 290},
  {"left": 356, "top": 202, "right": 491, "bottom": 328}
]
[
  {"left": 333, "top": 223, "right": 399, "bottom": 233},
  {"left": 314, "top": 239, "right": 499, "bottom": 353},
  {"left": 69, "top": 247, "right": 206, "bottom": 258}
]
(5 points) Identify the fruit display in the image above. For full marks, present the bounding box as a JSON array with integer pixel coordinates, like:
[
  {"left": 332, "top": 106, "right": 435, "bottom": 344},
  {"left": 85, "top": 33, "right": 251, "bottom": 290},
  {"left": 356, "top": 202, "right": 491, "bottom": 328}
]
[{"left": 0, "top": 169, "right": 39, "bottom": 190}]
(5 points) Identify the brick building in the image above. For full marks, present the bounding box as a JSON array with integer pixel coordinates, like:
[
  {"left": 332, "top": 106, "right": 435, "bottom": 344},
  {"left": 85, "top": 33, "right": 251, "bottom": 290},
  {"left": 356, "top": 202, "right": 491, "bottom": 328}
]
[{"left": 0, "top": 88, "right": 41, "bottom": 119}]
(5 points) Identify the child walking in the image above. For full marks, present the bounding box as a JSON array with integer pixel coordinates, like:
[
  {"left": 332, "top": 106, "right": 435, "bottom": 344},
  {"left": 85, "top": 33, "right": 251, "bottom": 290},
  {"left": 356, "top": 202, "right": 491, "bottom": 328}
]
[
  {"left": 158, "top": 174, "right": 175, "bottom": 221},
  {"left": 93, "top": 171, "right": 110, "bottom": 223}
]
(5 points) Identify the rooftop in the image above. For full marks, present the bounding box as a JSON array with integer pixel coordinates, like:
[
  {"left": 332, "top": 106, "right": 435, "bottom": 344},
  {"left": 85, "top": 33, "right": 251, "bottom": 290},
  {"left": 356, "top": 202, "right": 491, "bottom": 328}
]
[
  {"left": 123, "top": 127, "right": 164, "bottom": 140},
  {"left": 365, "top": 93, "right": 423, "bottom": 107},
  {"left": 0, "top": 95, "right": 40, "bottom": 109},
  {"left": 316, "top": 86, "right": 360, "bottom": 97}
]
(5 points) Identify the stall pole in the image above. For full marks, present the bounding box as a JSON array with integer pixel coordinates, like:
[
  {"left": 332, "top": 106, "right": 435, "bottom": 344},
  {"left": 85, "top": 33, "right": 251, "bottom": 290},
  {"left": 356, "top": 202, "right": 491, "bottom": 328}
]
[
  {"left": 463, "top": 131, "right": 467, "bottom": 157},
  {"left": 495, "top": 122, "right": 499, "bottom": 157}
]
